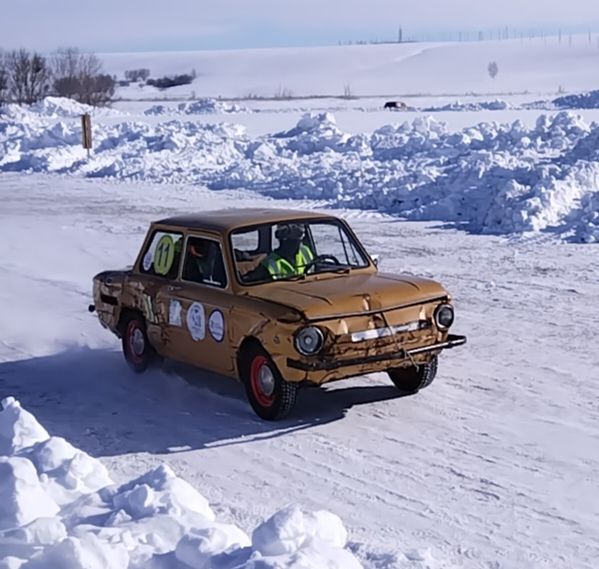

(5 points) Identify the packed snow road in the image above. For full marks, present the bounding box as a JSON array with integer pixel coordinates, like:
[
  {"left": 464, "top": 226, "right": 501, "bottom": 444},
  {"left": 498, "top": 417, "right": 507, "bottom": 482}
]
[{"left": 0, "top": 173, "right": 598, "bottom": 568}]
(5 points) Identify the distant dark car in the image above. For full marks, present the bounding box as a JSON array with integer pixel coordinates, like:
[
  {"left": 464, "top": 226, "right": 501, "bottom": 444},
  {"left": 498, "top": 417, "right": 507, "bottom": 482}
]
[{"left": 384, "top": 101, "right": 408, "bottom": 110}]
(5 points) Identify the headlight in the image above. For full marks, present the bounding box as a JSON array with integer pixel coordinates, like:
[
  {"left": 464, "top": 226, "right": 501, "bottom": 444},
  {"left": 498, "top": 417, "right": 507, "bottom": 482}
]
[
  {"left": 434, "top": 303, "right": 454, "bottom": 330},
  {"left": 294, "top": 326, "right": 324, "bottom": 356}
]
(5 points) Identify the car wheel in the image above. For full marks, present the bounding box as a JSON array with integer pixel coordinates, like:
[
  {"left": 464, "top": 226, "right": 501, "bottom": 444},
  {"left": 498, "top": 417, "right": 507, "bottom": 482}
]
[
  {"left": 242, "top": 345, "right": 298, "bottom": 420},
  {"left": 122, "top": 313, "right": 155, "bottom": 373},
  {"left": 388, "top": 356, "right": 438, "bottom": 393}
]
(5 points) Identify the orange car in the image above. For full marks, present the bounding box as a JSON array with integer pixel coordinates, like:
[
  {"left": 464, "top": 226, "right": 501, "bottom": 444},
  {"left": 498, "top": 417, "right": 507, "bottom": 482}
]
[{"left": 90, "top": 209, "right": 466, "bottom": 419}]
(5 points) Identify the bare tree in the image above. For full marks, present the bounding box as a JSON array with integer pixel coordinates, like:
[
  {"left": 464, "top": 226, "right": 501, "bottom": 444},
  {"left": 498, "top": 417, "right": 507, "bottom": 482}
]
[
  {"left": 5, "top": 49, "right": 50, "bottom": 104},
  {"left": 488, "top": 61, "right": 499, "bottom": 80},
  {"left": 0, "top": 51, "right": 9, "bottom": 106},
  {"left": 124, "top": 68, "right": 150, "bottom": 82},
  {"left": 51, "top": 47, "right": 115, "bottom": 105},
  {"left": 79, "top": 73, "right": 115, "bottom": 105}
]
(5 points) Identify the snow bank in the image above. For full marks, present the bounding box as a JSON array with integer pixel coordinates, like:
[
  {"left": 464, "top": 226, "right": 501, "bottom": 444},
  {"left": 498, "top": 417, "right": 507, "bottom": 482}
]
[
  {"left": 0, "top": 398, "right": 363, "bottom": 568},
  {"left": 1, "top": 97, "right": 123, "bottom": 121},
  {"left": 145, "top": 98, "right": 249, "bottom": 116},
  {"left": 1, "top": 99, "right": 598, "bottom": 241},
  {"left": 422, "top": 99, "right": 512, "bottom": 112},
  {"left": 553, "top": 89, "right": 599, "bottom": 110}
]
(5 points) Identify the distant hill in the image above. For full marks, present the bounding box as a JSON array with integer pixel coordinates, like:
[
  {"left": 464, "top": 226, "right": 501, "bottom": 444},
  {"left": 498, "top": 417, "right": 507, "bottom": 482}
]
[{"left": 100, "top": 37, "right": 599, "bottom": 100}]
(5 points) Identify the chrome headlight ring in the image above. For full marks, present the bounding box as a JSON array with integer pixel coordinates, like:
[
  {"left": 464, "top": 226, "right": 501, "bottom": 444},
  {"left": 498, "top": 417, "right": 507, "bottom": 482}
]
[
  {"left": 294, "top": 326, "right": 325, "bottom": 356},
  {"left": 434, "top": 303, "right": 455, "bottom": 330}
]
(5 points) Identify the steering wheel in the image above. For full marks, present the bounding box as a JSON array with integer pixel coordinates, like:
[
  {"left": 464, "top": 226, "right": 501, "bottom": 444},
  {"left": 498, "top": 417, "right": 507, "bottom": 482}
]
[{"left": 304, "top": 254, "right": 341, "bottom": 273}]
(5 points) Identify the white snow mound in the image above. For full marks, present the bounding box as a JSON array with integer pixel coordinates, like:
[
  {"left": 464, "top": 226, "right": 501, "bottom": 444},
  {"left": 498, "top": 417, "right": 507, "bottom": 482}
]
[
  {"left": 0, "top": 398, "right": 49, "bottom": 456},
  {"left": 1, "top": 97, "right": 123, "bottom": 121},
  {"left": 0, "top": 399, "right": 364, "bottom": 568},
  {"left": 2, "top": 102, "right": 599, "bottom": 241},
  {"left": 145, "top": 98, "right": 249, "bottom": 116}
]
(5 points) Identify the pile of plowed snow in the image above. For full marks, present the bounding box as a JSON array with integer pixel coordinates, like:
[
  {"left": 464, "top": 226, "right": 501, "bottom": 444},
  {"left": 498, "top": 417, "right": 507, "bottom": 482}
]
[
  {"left": 422, "top": 99, "right": 512, "bottom": 112},
  {"left": 0, "top": 97, "right": 123, "bottom": 120},
  {"left": 145, "top": 98, "right": 249, "bottom": 116},
  {"left": 0, "top": 397, "right": 363, "bottom": 569},
  {"left": 1, "top": 97, "right": 598, "bottom": 242},
  {"left": 553, "top": 89, "right": 599, "bottom": 109}
]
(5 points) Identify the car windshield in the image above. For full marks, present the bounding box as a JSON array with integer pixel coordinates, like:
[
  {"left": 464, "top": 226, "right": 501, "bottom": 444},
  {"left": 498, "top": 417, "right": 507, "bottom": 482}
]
[{"left": 231, "top": 218, "right": 370, "bottom": 285}]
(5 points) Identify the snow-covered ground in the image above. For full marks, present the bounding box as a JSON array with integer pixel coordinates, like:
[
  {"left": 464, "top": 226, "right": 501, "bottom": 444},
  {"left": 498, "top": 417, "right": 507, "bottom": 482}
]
[
  {"left": 101, "top": 38, "right": 599, "bottom": 99},
  {"left": 0, "top": 395, "right": 360, "bottom": 569},
  {"left": 0, "top": 173, "right": 598, "bottom": 568},
  {"left": 1, "top": 37, "right": 599, "bottom": 567},
  {"left": 2, "top": 98, "right": 599, "bottom": 242}
]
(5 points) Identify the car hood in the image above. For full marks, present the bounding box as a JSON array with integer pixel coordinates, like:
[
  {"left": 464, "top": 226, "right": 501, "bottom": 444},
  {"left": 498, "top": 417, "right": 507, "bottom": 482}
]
[{"left": 246, "top": 271, "right": 448, "bottom": 320}]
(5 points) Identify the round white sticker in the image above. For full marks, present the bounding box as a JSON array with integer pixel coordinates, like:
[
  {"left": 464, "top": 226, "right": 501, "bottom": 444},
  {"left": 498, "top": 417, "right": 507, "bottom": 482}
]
[
  {"left": 142, "top": 250, "right": 153, "bottom": 272},
  {"left": 208, "top": 310, "right": 225, "bottom": 343},
  {"left": 186, "top": 302, "right": 206, "bottom": 341}
]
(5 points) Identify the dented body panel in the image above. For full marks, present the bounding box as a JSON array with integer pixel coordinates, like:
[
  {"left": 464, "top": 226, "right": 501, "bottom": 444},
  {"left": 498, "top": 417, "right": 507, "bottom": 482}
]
[{"left": 91, "top": 208, "right": 466, "bottom": 388}]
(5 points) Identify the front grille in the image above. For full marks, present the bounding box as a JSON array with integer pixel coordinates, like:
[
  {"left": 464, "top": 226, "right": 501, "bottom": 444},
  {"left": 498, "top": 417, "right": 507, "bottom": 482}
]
[{"left": 325, "top": 325, "right": 438, "bottom": 358}]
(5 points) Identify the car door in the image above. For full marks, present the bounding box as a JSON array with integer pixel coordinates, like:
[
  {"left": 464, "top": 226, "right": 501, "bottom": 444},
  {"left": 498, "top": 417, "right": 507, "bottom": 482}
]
[
  {"left": 157, "top": 233, "right": 235, "bottom": 375},
  {"left": 134, "top": 228, "right": 185, "bottom": 356}
]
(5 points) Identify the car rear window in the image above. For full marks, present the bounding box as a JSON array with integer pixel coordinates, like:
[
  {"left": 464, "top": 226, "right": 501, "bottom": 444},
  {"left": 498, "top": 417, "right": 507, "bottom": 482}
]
[{"left": 140, "top": 230, "right": 183, "bottom": 278}]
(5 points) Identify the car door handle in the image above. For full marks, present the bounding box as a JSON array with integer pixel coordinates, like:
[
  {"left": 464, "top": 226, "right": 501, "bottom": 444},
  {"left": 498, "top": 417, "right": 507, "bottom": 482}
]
[{"left": 168, "top": 285, "right": 182, "bottom": 292}]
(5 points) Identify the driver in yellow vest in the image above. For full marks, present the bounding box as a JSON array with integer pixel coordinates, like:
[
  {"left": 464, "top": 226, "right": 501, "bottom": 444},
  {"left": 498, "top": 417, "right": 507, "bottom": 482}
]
[{"left": 263, "top": 223, "right": 314, "bottom": 280}]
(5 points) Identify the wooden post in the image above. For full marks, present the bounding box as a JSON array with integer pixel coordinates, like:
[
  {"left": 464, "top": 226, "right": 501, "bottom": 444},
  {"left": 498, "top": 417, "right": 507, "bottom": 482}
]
[{"left": 81, "top": 113, "right": 92, "bottom": 159}]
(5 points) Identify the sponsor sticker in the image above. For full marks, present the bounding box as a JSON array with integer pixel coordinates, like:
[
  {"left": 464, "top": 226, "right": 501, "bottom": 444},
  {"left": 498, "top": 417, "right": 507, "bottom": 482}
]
[
  {"left": 169, "top": 300, "right": 182, "bottom": 327},
  {"left": 208, "top": 310, "right": 225, "bottom": 342},
  {"left": 186, "top": 302, "right": 206, "bottom": 341}
]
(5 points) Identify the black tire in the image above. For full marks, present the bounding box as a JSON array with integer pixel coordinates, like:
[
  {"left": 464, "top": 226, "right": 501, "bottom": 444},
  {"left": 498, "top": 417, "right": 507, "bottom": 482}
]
[
  {"left": 121, "top": 313, "right": 155, "bottom": 373},
  {"left": 241, "top": 344, "right": 298, "bottom": 421},
  {"left": 388, "top": 356, "right": 438, "bottom": 393}
]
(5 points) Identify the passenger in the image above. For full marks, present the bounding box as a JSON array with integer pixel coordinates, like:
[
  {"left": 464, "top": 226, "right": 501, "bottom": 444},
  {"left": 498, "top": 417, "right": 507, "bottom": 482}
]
[{"left": 184, "top": 239, "right": 215, "bottom": 283}]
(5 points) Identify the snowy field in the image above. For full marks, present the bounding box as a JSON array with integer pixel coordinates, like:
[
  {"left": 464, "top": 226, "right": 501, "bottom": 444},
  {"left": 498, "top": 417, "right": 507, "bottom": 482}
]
[
  {"left": 1, "top": 38, "right": 599, "bottom": 568},
  {"left": 101, "top": 38, "right": 599, "bottom": 99},
  {"left": 0, "top": 174, "right": 598, "bottom": 568}
]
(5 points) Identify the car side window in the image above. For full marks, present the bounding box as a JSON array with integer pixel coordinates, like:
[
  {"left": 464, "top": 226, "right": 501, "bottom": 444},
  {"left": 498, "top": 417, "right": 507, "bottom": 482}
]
[
  {"left": 182, "top": 237, "right": 227, "bottom": 288},
  {"left": 140, "top": 231, "right": 183, "bottom": 279},
  {"left": 308, "top": 223, "right": 363, "bottom": 265},
  {"left": 231, "top": 229, "right": 260, "bottom": 257}
]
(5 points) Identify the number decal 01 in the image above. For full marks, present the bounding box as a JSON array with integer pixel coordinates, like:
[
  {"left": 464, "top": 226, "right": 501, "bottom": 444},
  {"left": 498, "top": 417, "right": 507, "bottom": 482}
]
[{"left": 153, "top": 234, "right": 175, "bottom": 276}]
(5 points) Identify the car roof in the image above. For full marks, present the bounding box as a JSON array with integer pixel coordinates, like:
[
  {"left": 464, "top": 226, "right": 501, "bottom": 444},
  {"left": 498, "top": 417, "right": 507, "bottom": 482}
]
[{"left": 154, "top": 208, "right": 335, "bottom": 233}]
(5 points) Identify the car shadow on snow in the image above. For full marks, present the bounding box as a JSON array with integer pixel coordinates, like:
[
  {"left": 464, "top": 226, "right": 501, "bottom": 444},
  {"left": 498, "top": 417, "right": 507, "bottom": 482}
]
[{"left": 0, "top": 348, "right": 409, "bottom": 457}]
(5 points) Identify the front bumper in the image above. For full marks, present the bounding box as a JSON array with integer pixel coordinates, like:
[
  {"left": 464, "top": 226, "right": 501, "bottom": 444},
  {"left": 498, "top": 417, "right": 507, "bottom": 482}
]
[{"left": 287, "top": 334, "right": 467, "bottom": 372}]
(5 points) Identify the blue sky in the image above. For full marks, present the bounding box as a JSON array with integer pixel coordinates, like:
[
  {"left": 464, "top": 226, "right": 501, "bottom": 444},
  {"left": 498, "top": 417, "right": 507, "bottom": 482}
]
[{"left": 2, "top": 0, "right": 599, "bottom": 52}]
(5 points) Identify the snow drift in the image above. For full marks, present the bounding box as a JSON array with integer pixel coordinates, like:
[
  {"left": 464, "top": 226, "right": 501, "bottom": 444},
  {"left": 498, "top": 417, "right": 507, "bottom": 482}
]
[
  {"left": 0, "top": 97, "right": 124, "bottom": 121},
  {"left": 0, "top": 397, "right": 363, "bottom": 568},
  {"left": 422, "top": 99, "right": 512, "bottom": 112},
  {"left": 1, "top": 97, "right": 598, "bottom": 242},
  {"left": 144, "top": 98, "right": 249, "bottom": 116},
  {"left": 552, "top": 89, "right": 599, "bottom": 110}
]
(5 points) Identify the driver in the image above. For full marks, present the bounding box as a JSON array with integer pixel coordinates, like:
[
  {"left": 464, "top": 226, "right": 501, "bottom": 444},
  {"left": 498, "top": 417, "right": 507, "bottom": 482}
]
[{"left": 262, "top": 223, "right": 314, "bottom": 280}]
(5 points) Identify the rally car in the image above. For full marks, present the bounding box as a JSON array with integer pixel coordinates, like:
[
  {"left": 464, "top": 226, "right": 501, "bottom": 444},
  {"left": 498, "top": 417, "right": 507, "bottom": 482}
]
[{"left": 89, "top": 209, "right": 466, "bottom": 420}]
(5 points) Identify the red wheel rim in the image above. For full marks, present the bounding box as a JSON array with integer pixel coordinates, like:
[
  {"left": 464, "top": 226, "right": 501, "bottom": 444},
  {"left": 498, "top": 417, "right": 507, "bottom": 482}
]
[
  {"left": 127, "top": 321, "right": 145, "bottom": 364},
  {"left": 250, "top": 355, "right": 275, "bottom": 407}
]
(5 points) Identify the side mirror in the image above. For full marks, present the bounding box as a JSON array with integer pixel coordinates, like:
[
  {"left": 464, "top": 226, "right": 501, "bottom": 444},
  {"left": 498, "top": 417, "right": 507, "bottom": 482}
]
[{"left": 371, "top": 254, "right": 380, "bottom": 268}]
